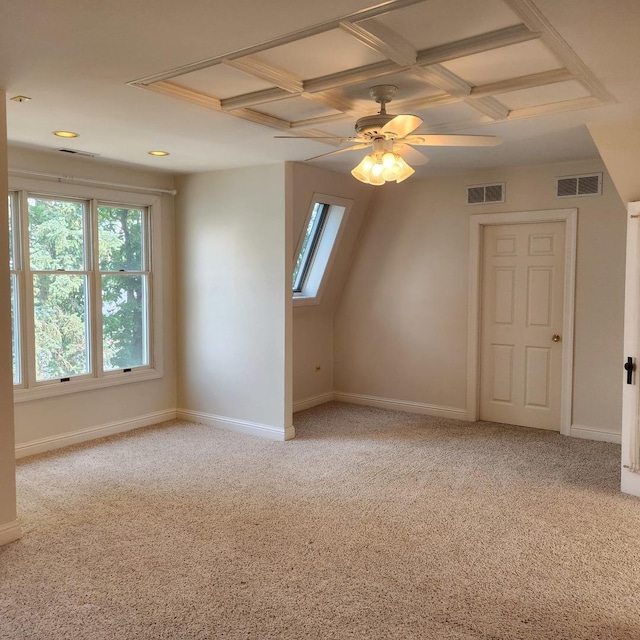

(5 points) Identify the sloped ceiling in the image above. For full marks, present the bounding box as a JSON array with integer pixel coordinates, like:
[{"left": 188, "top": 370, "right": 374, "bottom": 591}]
[{"left": 3, "top": 0, "right": 639, "bottom": 176}]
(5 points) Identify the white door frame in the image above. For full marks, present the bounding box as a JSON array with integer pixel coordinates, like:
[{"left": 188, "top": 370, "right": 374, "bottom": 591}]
[
  {"left": 621, "top": 201, "right": 640, "bottom": 496},
  {"left": 467, "top": 209, "right": 578, "bottom": 435}
]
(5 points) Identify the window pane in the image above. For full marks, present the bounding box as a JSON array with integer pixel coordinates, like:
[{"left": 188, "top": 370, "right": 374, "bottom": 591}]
[
  {"left": 10, "top": 274, "right": 20, "bottom": 385},
  {"left": 33, "top": 274, "right": 90, "bottom": 381},
  {"left": 98, "top": 206, "right": 144, "bottom": 271},
  {"left": 102, "top": 274, "right": 148, "bottom": 371},
  {"left": 293, "top": 202, "right": 328, "bottom": 291},
  {"left": 29, "top": 197, "right": 85, "bottom": 271}
]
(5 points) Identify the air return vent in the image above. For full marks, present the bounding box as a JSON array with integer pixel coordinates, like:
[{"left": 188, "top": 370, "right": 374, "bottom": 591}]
[
  {"left": 466, "top": 182, "right": 505, "bottom": 205},
  {"left": 556, "top": 173, "right": 602, "bottom": 198},
  {"left": 58, "top": 148, "right": 98, "bottom": 158}
]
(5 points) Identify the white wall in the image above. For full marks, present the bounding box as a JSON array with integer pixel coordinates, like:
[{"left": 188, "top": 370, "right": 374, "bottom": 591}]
[
  {"left": 9, "top": 147, "right": 177, "bottom": 453},
  {"left": 175, "top": 164, "right": 292, "bottom": 438},
  {"left": 288, "top": 163, "right": 374, "bottom": 408},
  {"left": 334, "top": 159, "right": 626, "bottom": 438},
  {"left": 589, "top": 116, "right": 640, "bottom": 204},
  {"left": 0, "top": 97, "right": 20, "bottom": 544}
]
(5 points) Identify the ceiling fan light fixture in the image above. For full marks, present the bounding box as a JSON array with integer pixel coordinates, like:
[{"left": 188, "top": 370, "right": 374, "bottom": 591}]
[
  {"left": 352, "top": 150, "right": 414, "bottom": 185},
  {"left": 395, "top": 160, "right": 415, "bottom": 183},
  {"left": 351, "top": 154, "right": 375, "bottom": 183}
]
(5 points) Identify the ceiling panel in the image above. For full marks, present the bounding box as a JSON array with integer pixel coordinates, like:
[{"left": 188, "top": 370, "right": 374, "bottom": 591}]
[
  {"left": 366, "top": 0, "right": 522, "bottom": 51},
  {"left": 414, "top": 102, "right": 485, "bottom": 128},
  {"left": 442, "top": 40, "right": 562, "bottom": 87},
  {"left": 254, "top": 29, "right": 388, "bottom": 80},
  {"left": 340, "top": 72, "right": 443, "bottom": 111},
  {"left": 498, "top": 80, "right": 591, "bottom": 110},
  {"left": 173, "top": 64, "right": 274, "bottom": 99},
  {"left": 252, "top": 96, "right": 341, "bottom": 122}
]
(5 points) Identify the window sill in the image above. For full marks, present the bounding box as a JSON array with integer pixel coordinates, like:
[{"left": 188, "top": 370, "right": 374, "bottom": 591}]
[
  {"left": 13, "top": 368, "right": 163, "bottom": 403},
  {"left": 292, "top": 295, "right": 320, "bottom": 307}
]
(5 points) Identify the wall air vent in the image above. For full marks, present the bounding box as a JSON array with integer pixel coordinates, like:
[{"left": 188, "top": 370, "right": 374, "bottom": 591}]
[
  {"left": 466, "top": 182, "right": 505, "bottom": 205},
  {"left": 58, "top": 148, "right": 98, "bottom": 158},
  {"left": 556, "top": 173, "right": 602, "bottom": 198}
]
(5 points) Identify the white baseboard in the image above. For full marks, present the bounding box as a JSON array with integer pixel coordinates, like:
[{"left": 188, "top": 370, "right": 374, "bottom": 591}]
[
  {"left": 333, "top": 392, "right": 468, "bottom": 421},
  {"left": 176, "top": 409, "right": 295, "bottom": 441},
  {"left": 570, "top": 424, "right": 621, "bottom": 444},
  {"left": 293, "top": 392, "right": 334, "bottom": 413},
  {"left": 15, "top": 409, "right": 178, "bottom": 459},
  {"left": 0, "top": 520, "right": 22, "bottom": 546}
]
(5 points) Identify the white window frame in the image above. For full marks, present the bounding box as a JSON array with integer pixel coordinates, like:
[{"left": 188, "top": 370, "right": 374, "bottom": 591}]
[
  {"left": 292, "top": 193, "right": 352, "bottom": 306},
  {"left": 9, "top": 176, "right": 164, "bottom": 403}
]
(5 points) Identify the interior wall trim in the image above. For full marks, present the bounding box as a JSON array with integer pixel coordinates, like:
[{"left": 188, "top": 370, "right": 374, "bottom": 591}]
[
  {"left": 293, "top": 392, "right": 335, "bottom": 413},
  {"left": 176, "top": 409, "right": 295, "bottom": 441},
  {"left": 15, "top": 410, "right": 178, "bottom": 459},
  {"left": 570, "top": 424, "right": 621, "bottom": 445},
  {"left": 333, "top": 391, "right": 468, "bottom": 420},
  {"left": 0, "top": 520, "right": 22, "bottom": 547}
]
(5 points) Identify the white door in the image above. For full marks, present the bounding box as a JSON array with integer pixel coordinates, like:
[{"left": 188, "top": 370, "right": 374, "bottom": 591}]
[
  {"left": 480, "top": 222, "right": 565, "bottom": 430},
  {"left": 622, "top": 201, "right": 640, "bottom": 496}
]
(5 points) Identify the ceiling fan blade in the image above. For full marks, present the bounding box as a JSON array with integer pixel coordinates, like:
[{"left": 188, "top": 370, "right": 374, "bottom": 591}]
[
  {"left": 394, "top": 144, "right": 429, "bottom": 166},
  {"left": 404, "top": 134, "right": 502, "bottom": 147},
  {"left": 274, "top": 135, "right": 354, "bottom": 141},
  {"left": 305, "top": 143, "right": 371, "bottom": 162},
  {"left": 380, "top": 114, "right": 423, "bottom": 139}
]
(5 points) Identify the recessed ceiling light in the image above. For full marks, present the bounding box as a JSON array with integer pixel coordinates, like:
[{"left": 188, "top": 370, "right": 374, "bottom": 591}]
[
  {"left": 10, "top": 95, "right": 31, "bottom": 103},
  {"left": 148, "top": 150, "right": 169, "bottom": 156},
  {"left": 53, "top": 130, "right": 79, "bottom": 138}
]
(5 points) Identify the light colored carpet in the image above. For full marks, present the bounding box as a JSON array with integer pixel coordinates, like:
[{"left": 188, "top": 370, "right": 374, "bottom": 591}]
[{"left": 2, "top": 402, "right": 640, "bottom": 639}]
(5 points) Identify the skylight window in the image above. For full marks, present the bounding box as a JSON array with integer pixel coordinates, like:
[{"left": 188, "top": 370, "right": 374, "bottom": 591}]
[
  {"left": 293, "top": 202, "right": 329, "bottom": 293},
  {"left": 292, "top": 195, "right": 351, "bottom": 304}
]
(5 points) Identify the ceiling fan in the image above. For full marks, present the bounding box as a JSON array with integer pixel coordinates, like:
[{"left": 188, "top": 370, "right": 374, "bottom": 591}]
[{"left": 277, "top": 85, "right": 502, "bottom": 185}]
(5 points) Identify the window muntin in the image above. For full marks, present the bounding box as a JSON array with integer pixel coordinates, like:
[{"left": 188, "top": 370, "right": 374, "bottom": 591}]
[
  {"left": 292, "top": 202, "right": 329, "bottom": 293},
  {"left": 9, "top": 188, "right": 156, "bottom": 396}
]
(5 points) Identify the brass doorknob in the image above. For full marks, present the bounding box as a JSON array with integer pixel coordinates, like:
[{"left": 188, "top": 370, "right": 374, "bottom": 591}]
[{"left": 552, "top": 334, "right": 561, "bottom": 343}]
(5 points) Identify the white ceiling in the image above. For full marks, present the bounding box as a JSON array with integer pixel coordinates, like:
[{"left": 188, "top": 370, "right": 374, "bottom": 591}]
[{"left": 2, "top": 0, "right": 640, "bottom": 178}]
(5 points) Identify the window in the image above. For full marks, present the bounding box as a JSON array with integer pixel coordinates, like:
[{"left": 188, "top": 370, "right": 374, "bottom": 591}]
[
  {"left": 9, "top": 181, "right": 161, "bottom": 400},
  {"left": 292, "top": 194, "right": 351, "bottom": 304},
  {"left": 292, "top": 202, "right": 329, "bottom": 293}
]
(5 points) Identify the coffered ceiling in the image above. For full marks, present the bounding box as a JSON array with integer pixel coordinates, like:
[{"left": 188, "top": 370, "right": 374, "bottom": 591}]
[{"left": 3, "top": 0, "right": 639, "bottom": 176}]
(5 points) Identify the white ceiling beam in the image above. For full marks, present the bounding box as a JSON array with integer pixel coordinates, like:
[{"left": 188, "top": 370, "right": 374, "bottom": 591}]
[
  {"left": 140, "top": 81, "right": 223, "bottom": 111},
  {"left": 470, "top": 68, "right": 574, "bottom": 98},
  {"left": 221, "top": 88, "right": 290, "bottom": 111},
  {"left": 223, "top": 57, "right": 303, "bottom": 94},
  {"left": 465, "top": 97, "right": 510, "bottom": 121},
  {"left": 416, "top": 24, "right": 539, "bottom": 67},
  {"left": 412, "top": 64, "right": 508, "bottom": 120},
  {"left": 502, "top": 0, "right": 614, "bottom": 103},
  {"left": 302, "top": 90, "right": 368, "bottom": 118},
  {"left": 420, "top": 96, "right": 605, "bottom": 135},
  {"left": 339, "top": 19, "right": 417, "bottom": 66},
  {"left": 507, "top": 96, "right": 605, "bottom": 120},
  {"left": 411, "top": 64, "right": 472, "bottom": 97}
]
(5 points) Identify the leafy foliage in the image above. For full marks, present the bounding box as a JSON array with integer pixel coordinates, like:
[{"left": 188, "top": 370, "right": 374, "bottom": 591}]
[{"left": 98, "top": 206, "right": 146, "bottom": 371}]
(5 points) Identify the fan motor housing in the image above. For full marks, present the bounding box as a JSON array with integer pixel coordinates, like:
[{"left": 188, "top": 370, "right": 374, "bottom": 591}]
[{"left": 354, "top": 114, "right": 396, "bottom": 138}]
